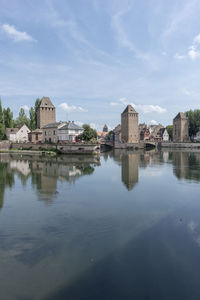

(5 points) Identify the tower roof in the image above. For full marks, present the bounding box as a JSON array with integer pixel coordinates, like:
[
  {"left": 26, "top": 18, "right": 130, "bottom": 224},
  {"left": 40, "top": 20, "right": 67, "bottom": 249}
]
[
  {"left": 122, "top": 105, "right": 138, "bottom": 114},
  {"left": 39, "top": 97, "right": 55, "bottom": 108},
  {"left": 174, "top": 112, "right": 188, "bottom": 120}
]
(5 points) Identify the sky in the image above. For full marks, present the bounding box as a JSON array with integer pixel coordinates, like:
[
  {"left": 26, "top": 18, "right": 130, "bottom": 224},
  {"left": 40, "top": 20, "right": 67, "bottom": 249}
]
[{"left": 1, "top": 0, "right": 200, "bottom": 130}]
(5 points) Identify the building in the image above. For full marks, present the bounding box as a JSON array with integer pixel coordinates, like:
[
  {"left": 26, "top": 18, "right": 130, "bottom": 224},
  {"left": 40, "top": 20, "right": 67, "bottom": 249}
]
[
  {"left": 103, "top": 124, "right": 108, "bottom": 132},
  {"left": 58, "top": 121, "right": 83, "bottom": 142},
  {"left": 6, "top": 124, "right": 30, "bottom": 142},
  {"left": 42, "top": 121, "right": 83, "bottom": 143},
  {"left": 150, "top": 124, "right": 164, "bottom": 139},
  {"left": 113, "top": 124, "right": 121, "bottom": 142},
  {"left": 173, "top": 112, "right": 189, "bottom": 142},
  {"left": 28, "top": 129, "right": 43, "bottom": 143},
  {"left": 194, "top": 131, "right": 200, "bottom": 142},
  {"left": 97, "top": 131, "right": 108, "bottom": 140},
  {"left": 37, "top": 97, "right": 56, "bottom": 129},
  {"left": 121, "top": 105, "right": 139, "bottom": 143},
  {"left": 140, "top": 127, "right": 150, "bottom": 141},
  {"left": 156, "top": 128, "right": 169, "bottom": 142},
  {"left": 42, "top": 122, "right": 67, "bottom": 143}
]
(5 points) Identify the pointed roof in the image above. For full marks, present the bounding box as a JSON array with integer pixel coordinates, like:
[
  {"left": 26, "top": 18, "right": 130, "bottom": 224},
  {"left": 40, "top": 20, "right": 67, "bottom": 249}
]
[
  {"left": 39, "top": 97, "right": 55, "bottom": 108},
  {"left": 122, "top": 105, "right": 138, "bottom": 114},
  {"left": 174, "top": 112, "right": 188, "bottom": 120}
]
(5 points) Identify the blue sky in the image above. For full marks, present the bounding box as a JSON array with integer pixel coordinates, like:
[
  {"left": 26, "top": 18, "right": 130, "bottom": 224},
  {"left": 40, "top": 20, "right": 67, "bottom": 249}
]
[{"left": 1, "top": 0, "right": 200, "bottom": 130}]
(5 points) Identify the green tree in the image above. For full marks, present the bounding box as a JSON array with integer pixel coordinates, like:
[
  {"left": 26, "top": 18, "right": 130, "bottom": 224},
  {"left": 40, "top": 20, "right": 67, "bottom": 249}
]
[
  {"left": 166, "top": 125, "right": 173, "bottom": 141},
  {"left": 80, "top": 124, "right": 97, "bottom": 141},
  {"left": 29, "top": 107, "right": 36, "bottom": 130},
  {"left": 3, "top": 107, "right": 13, "bottom": 128},
  {"left": 0, "top": 100, "right": 5, "bottom": 140},
  {"left": 185, "top": 110, "right": 200, "bottom": 138},
  {"left": 15, "top": 108, "right": 30, "bottom": 128}
]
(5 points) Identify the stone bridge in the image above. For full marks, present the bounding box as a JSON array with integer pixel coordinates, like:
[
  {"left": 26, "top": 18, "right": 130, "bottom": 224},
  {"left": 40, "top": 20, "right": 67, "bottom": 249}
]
[{"left": 101, "top": 140, "right": 159, "bottom": 149}]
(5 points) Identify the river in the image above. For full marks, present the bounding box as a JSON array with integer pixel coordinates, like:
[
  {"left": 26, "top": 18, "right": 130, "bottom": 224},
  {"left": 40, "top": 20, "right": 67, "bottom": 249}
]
[{"left": 0, "top": 150, "right": 200, "bottom": 300}]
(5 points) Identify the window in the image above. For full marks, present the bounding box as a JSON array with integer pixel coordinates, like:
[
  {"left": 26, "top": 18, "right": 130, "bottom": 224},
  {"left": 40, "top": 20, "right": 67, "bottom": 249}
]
[
  {"left": 53, "top": 130, "right": 56, "bottom": 135},
  {"left": 36, "top": 134, "right": 38, "bottom": 141},
  {"left": 45, "top": 131, "right": 47, "bottom": 136}
]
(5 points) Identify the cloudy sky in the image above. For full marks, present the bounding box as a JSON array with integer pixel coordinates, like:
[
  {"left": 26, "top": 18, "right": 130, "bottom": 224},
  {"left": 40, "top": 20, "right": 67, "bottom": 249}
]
[{"left": 1, "top": 0, "right": 200, "bottom": 130}]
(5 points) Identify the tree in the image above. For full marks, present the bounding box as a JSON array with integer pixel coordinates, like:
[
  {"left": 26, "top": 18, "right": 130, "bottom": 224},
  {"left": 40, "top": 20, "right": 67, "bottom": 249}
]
[
  {"left": 29, "top": 107, "right": 36, "bottom": 130},
  {"left": 185, "top": 110, "right": 200, "bottom": 138},
  {"left": 34, "top": 98, "right": 41, "bottom": 128},
  {"left": 3, "top": 107, "right": 13, "bottom": 128},
  {"left": 15, "top": 108, "right": 30, "bottom": 128},
  {"left": 80, "top": 124, "right": 97, "bottom": 141},
  {"left": 0, "top": 100, "right": 5, "bottom": 140},
  {"left": 166, "top": 125, "right": 173, "bottom": 141}
]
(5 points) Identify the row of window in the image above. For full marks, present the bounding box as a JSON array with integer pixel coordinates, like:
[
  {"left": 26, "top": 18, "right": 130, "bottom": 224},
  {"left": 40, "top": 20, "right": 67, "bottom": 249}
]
[{"left": 44, "top": 130, "right": 56, "bottom": 136}]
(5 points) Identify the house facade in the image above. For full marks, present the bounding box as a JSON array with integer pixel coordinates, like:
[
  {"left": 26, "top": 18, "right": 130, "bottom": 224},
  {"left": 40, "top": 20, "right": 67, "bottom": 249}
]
[
  {"left": 58, "top": 122, "right": 83, "bottom": 142},
  {"left": 6, "top": 124, "right": 30, "bottom": 142},
  {"left": 28, "top": 129, "right": 43, "bottom": 143},
  {"left": 42, "top": 121, "right": 83, "bottom": 143}
]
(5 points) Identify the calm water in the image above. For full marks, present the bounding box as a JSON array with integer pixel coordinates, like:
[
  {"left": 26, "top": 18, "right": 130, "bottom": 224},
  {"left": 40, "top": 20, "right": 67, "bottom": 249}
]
[{"left": 0, "top": 150, "right": 200, "bottom": 300}]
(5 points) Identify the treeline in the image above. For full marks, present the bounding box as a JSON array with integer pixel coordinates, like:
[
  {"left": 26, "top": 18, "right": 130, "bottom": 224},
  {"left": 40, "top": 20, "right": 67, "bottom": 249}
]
[{"left": 0, "top": 98, "right": 41, "bottom": 140}]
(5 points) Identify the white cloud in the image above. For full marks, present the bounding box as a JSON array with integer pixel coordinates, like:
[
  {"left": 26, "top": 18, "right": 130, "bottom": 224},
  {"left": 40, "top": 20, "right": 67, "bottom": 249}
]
[
  {"left": 58, "top": 102, "right": 88, "bottom": 112},
  {"left": 1, "top": 24, "right": 36, "bottom": 42},
  {"left": 20, "top": 105, "right": 29, "bottom": 111},
  {"left": 150, "top": 120, "right": 158, "bottom": 125},
  {"left": 174, "top": 53, "right": 186, "bottom": 60},
  {"left": 110, "top": 98, "right": 166, "bottom": 114},
  {"left": 188, "top": 45, "right": 200, "bottom": 60}
]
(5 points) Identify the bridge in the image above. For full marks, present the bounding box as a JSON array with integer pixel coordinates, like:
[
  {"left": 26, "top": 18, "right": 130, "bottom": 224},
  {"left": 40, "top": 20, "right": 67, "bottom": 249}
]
[{"left": 101, "top": 140, "right": 159, "bottom": 150}]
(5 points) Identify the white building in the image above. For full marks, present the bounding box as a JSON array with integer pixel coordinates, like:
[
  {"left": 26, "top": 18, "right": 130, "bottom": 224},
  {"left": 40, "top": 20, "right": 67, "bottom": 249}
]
[
  {"left": 58, "top": 121, "right": 83, "bottom": 142},
  {"left": 194, "top": 131, "right": 200, "bottom": 142},
  {"left": 42, "top": 121, "right": 83, "bottom": 143},
  {"left": 6, "top": 124, "right": 30, "bottom": 142}
]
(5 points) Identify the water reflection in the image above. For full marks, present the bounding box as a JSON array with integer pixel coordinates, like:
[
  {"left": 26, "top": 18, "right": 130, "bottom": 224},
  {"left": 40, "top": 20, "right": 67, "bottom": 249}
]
[{"left": 0, "top": 154, "right": 100, "bottom": 207}]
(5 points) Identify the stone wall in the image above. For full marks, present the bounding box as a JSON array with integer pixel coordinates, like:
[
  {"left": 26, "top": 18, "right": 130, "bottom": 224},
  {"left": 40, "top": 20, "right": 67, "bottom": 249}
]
[
  {"left": 161, "top": 142, "right": 200, "bottom": 149},
  {"left": 0, "top": 141, "right": 11, "bottom": 150}
]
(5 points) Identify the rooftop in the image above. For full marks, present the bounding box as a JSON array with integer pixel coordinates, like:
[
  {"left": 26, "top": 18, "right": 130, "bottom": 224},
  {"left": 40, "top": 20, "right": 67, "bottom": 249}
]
[
  {"left": 122, "top": 105, "right": 138, "bottom": 114},
  {"left": 39, "top": 97, "right": 55, "bottom": 108}
]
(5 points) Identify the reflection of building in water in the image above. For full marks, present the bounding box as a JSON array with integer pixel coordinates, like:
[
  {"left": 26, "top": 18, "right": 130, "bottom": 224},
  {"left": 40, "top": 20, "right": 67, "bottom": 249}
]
[
  {"left": 30, "top": 160, "right": 95, "bottom": 202},
  {"left": 121, "top": 153, "right": 139, "bottom": 190},
  {"left": 172, "top": 151, "right": 200, "bottom": 182},
  {"left": 10, "top": 160, "right": 31, "bottom": 176}
]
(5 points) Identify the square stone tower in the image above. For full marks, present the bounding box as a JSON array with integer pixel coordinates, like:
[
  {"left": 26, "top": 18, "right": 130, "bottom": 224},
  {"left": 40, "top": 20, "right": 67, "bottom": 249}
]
[
  {"left": 121, "top": 105, "right": 139, "bottom": 143},
  {"left": 37, "top": 97, "right": 56, "bottom": 129},
  {"left": 173, "top": 112, "right": 189, "bottom": 142}
]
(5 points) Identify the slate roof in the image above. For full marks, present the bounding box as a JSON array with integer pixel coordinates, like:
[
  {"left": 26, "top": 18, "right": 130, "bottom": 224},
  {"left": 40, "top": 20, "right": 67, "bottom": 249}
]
[
  {"left": 39, "top": 97, "right": 55, "bottom": 108},
  {"left": 59, "top": 122, "right": 83, "bottom": 131},
  {"left": 122, "top": 105, "right": 138, "bottom": 114},
  {"left": 42, "top": 122, "right": 63, "bottom": 129}
]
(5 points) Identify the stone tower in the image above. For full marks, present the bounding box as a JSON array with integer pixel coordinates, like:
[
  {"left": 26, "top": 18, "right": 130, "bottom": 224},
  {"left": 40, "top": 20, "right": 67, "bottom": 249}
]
[
  {"left": 103, "top": 124, "right": 108, "bottom": 132},
  {"left": 37, "top": 97, "right": 56, "bottom": 129},
  {"left": 173, "top": 112, "right": 189, "bottom": 142},
  {"left": 121, "top": 105, "right": 139, "bottom": 143}
]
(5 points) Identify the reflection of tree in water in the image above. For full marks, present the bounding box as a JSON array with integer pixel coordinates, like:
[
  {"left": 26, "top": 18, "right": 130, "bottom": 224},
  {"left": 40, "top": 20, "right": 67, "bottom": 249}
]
[
  {"left": 173, "top": 152, "right": 200, "bottom": 182},
  {"left": 0, "top": 162, "right": 15, "bottom": 210}
]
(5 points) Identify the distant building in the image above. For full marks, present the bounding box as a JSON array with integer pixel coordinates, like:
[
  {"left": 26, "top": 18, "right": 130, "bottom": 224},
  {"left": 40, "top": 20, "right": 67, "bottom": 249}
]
[
  {"left": 42, "top": 122, "right": 67, "bottom": 143},
  {"left": 6, "top": 124, "right": 30, "bottom": 142},
  {"left": 150, "top": 124, "right": 164, "bottom": 139},
  {"left": 37, "top": 97, "right": 56, "bottom": 129},
  {"left": 42, "top": 121, "right": 83, "bottom": 143},
  {"left": 156, "top": 128, "right": 169, "bottom": 142},
  {"left": 103, "top": 124, "right": 108, "bottom": 132},
  {"left": 194, "top": 131, "right": 200, "bottom": 142},
  {"left": 28, "top": 129, "right": 43, "bottom": 143},
  {"left": 58, "top": 121, "right": 83, "bottom": 142},
  {"left": 121, "top": 105, "right": 139, "bottom": 143},
  {"left": 173, "top": 112, "right": 189, "bottom": 142},
  {"left": 140, "top": 127, "right": 150, "bottom": 141},
  {"left": 113, "top": 124, "right": 121, "bottom": 142},
  {"left": 97, "top": 131, "right": 108, "bottom": 140}
]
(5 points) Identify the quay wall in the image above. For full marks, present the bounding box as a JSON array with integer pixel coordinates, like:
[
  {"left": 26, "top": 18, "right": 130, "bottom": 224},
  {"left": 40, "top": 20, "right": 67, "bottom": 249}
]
[
  {"left": 161, "top": 142, "right": 200, "bottom": 149},
  {"left": 10, "top": 142, "right": 100, "bottom": 154},
  {"left": 114, "top": 142, "right": 144, "bottom": 149},
  {"left": 0, "top": 141, "right": 11, "bottom": 150}
]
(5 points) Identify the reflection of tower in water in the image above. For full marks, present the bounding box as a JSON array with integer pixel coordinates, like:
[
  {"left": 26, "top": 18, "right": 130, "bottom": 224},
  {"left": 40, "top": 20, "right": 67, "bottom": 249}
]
[{"left": 121, "top": 153, "right": 139, "bottom": 191}]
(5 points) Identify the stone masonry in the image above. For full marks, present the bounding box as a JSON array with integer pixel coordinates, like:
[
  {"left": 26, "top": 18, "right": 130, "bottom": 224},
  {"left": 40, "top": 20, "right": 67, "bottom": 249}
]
[
  {"left": 173, "top": 112, "right": 189, "bottom": 142},
  {"left": 121, "top": 105, "right": 139, "bottom": 143},
  {"left": 37, "top": 97, "right": 56, "bottom": 129}
]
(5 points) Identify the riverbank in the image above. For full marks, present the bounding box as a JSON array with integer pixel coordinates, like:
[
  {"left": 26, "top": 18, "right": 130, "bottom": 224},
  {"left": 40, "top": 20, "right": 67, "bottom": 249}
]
[{"left": 0, "top": 141, "right": 100, "bottom": 155}]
